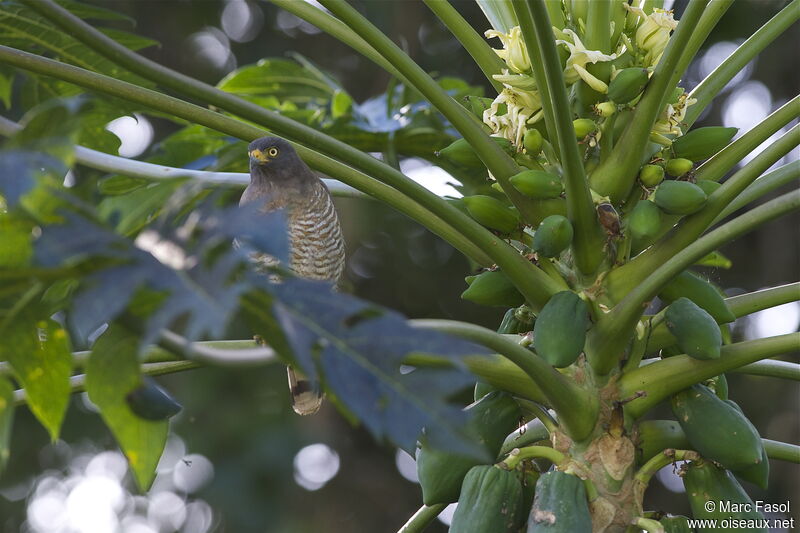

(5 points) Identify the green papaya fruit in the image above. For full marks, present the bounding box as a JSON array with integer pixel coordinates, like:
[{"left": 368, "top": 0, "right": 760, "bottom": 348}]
[
  {"left": 520, "top": 469, "right": 540, "bottom": 518},
  {"left": 607, "top": 68, "right": 649, "bottom": 104},
  {"left": 462, "top": 195, "right": 521, "bottom": 233},
  {"left": 725, "top": 400, "right": 769, "bottom": 490},
  {"left": 573, "top": 118, "right": 597, "bottom": 139},
  {"left": 636, "top": 420, "right": 689, "bottom": 466},
  {"left": 659, "top": 270, "right": 736, "bottom": 323},
  {"left": 711, "top": 373, "right": 728, "bottom": 400},
  {"left": 497, "top": 307, "right": 521, "bottom": 334},
  {"left": 665, "top": 158, "right": 694, "bottom": 177},
  {"left": 533, "top": 291, "right": 590, "bottom": 368},
  {"left": 450, "top": 465, "right": 525, "bottom": 533},
  {"left": 464, "top": 96, "right": 495, "bottom": 119},
  {"left": 683, "top": 459, "right": 767, "bottom": 532},
  {"left": 639, "top": 164, "right": 665, "bottom": 187},
  {"left": 671, "top": 385, "right": 762, "bottom": 470},
  {"left": 654, "top": 180, "right": 707, "bottom": 215},
  {"left": 462, "top": 270, "right": 525, "bottom": 307},
  {"left": 416, "top": 391, "right": 521, "bottom": 505},
  {"left": 125, "top": 378, "right": 182, "bottom": 420},
  {"left": 524, "top": 128, "right": 544, "bottom": 154},
  {"left": 528, "top": 471, "right": 592, "bottom": 532},
  {"left": 533, "top": 215, "right": 574, "bottom": 258},
  {"left": 438, "top": 137, "right": 514, "bottom": 168},
  {"left": 672, "top": 126, "right": 738, "bottom": 162},
  {"left": 628, "top": 200, "right": 662, "bottom": 246},
  {"left": 474, "top": 381, "right": 498, "bottom": 402},
  {"left": 696, "top": 179, "right": 722, "bottom": 196},
  {"left": 665, "top": 297, "right": 722, "bottom": 360},
  {"left": 660, "top": 515, "right": 692, "bottom": 533},
  {"left": 510, "top": 170, "right": 564, "bottom": 199}
]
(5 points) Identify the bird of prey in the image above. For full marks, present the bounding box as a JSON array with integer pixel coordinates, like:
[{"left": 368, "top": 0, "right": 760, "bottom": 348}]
[{"left": 240, "top": 137, "right": 346, "bottom": 415}]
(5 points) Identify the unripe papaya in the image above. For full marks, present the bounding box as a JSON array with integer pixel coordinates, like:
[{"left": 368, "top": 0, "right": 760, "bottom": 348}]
[
  {"left": 532, "top": 215, "right": 573, "bottom": 258},
  {"left": 607, "top": 67, "right": 649, "bottom": 104},
  {"left": 438, "top": 137, "right": 513, "bottom": 168},
  {"left": 696, "top": 179, "right": 721, "bottom": 196},
  {"left": 462, "top": 270, "right": 525, "bottom": 307},
  {"left": 682, "top": 460, "right": 767, "bottom": 531},
  {"left": 497, "top": 307, "right": 524, "bottom": 334},
  {"left": 464, "top": 95, "right": 494, "bottom": 119},
  {"left": 528, "top": 471, "right": 592, "bottom": 532},
  {"left": 628, "top": 200, "right": 662, "bottom": 245},
  {"left": 665, "top": 297, "right": 721, "bottom": 360},
  {"left": 660, "top": 515, "right": 692, "bottom": 533},
  {"left": 416, "top": 391, "right": 521, "bottom": 505},
  {"left": 573, "top": 118, "right": 597, "bottom": 139},
  {"left": 672, "top": 126, "right": 738, "bottom": 162},
  {"left": 450, "top": 465, "right": 525, "bottom": 533},
  {"left": 725, "top": 399, "right": 769, "bottom": 490},
  {"left": 664, "top": 157, "right": 694, "bottom": 177},
  {"left": 126, "top": 378, "right": 182, "bottom": 420},
  {"left": 659, "top": 270, "right": 736, "bottom": 323},
  {"left": 639, "top": 164, "right": 665, "bottom": 187},
  {"left": 671, "top": 385, "right": 762, "bottom": 470},
  {"left": 594, "top": 101, "right": 617, "bottom": 117},
  {"left": 524, "top": 128, "right": 544, "bottom": 154},
  {"left": 712, "top": 373, "right": 728, "bottom": 400},
  {"left": 532, "top": 291, "right": 589, "bottom": 368},
  {"left": 473, "top": 381, "right": 497, "bottom": 401},
  {"left": 654, "top": 180, "right": 707, "bottom": 215},
  {"left": 462, "top": 195, "right": 521, "bottom": 233},
  {"left": 636, "top": 420, "right": 689, "bottom": 466},
  {"left": 510, "top": 170, "right": 564, "bottom": 199}
]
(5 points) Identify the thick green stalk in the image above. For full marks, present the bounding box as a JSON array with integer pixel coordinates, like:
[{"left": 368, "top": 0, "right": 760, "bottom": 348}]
[
  {"left": 764, "top": 439, "right": 800, "bottom": 463},
  {"left": 731, "top": 360, "right": 800, "bottom": 382},
  {"left": 726, "top": 283, "right": 800, "bottom": 318},
  {"left": 397, "top": 505, "right": 446, "bottom": 533},
  {"left": 606, "top": 121, "right": 800, "bottom": 300},
  {"left": 502, "top": 445, "right": 566, "bottom": 468},
  {"left": 412, "top": 319, "right": 598, "bottom": 441},
  {"left": 685, "top": 0, "right": 800, "bottom": 127},
  {"left": 578, "top": 0, "right": 611, "bottom": 107},
  {"left": 619, "top": 332, "right": 800, "bottom": 418},
  {"left": 0, "top": 46, "right": 567, "bottom": 306},
  {"left": 588, "top": 0, "right": 711, "bottom": 202},
  {"left": 316, "top": 0, "right": 542, "bottom": 224},
  {"left": 515, "top": 0, "right": 605, "bottom": 275},
  {"left": 476, "top": 0, "right": 519, "bottom": 33},
  {"left": 422, "top": 0, "right": 506, "bottom": 92},
  {"left": 634, "top": 449, "right": 699, "bottom": 486},
  {"left": 714, "top": 161, "right": 800, "bottom": 223},
  {"left": 589, "top": 189, "right": 800, "bottom": 375}
]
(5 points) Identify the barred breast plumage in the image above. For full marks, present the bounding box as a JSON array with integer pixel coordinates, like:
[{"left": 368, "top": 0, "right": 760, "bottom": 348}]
[{"left": 240, "top": 136, "right": 345, "bottom": 415}]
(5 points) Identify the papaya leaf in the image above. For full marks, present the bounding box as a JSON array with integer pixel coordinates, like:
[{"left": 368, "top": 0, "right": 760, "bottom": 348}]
[
  {"left": 33, "top": 192, "right": 289, "bottom": 345},
  {"left": 0, "top": 376, "right": 14, "bottom": 473},
  {"left": 217, "top": 58, "right": 335, "bottom": 105},
  {"left": 86, "top": 323, "right": 167, "bottom": 490},
  {"left": 0, "top": 317, "right": 71, "bottom": 441},
  {"left": 269, "top": 278, "right": 491, "bottom": 459},
  {"left": 695, "top": 250, "right": 733, "bottom": 269}
]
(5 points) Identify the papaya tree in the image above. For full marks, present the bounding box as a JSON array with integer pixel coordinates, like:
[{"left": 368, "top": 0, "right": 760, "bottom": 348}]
[{"left": 0, "top": 0, "right": 798, "bottom": 531}]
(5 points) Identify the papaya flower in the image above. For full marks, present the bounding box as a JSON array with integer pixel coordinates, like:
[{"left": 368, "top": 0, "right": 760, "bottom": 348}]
[
  {"left": 624, "top": 5, "right": 678, "bottom": 66},
  {"left": 483, "top": 84, "right": 543, "bottom": 148},
  {"left": 485, "top": 26, "right": 531, "bottom": 74},
  {"left": 556, "top": 29, "right": 617, "bottom": 93},
  {"left": 652, "top": 92, "right": 697, "bottom": 138}
]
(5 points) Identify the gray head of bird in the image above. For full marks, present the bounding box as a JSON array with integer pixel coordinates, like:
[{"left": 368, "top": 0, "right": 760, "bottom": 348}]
[{"left": 248, "top": 137, "right": 307, "bottom": 182}]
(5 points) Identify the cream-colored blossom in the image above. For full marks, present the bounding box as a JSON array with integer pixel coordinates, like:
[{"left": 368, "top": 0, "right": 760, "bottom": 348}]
[
  {"left": 556, "top": 29, "right": 617, "bottom": 92},
  {"left": 485, "top": 26, "right": 530, "bottom": 74},
  {"left": 652, "top": 92, "right": 697, "bottom": 138},
  {"left": 624, "top": 5, "right": 678, "bottom": 66},
  {"left": 483, "top": 84, "right": 543, "bottom": 147}
]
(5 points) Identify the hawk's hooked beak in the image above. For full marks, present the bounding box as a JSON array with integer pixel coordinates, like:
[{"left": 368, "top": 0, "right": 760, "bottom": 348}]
[{"left": 249, "top": 149, "right": 271, "bottom": 164}]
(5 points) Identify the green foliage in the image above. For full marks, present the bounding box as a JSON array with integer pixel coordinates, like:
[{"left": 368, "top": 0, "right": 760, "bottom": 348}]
[{"left": 0, "top": 376, "right": 14, "bottom": 473}]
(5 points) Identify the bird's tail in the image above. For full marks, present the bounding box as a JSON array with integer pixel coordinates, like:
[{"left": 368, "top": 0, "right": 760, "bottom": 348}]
[{"left": 287, "top": 366, "right": 324, "bottom": 415}]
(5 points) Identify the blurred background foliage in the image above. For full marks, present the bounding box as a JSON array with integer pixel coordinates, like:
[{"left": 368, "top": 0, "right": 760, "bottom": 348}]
[{"left": 0, "top": 0, "right": 797, "bottom": 531}]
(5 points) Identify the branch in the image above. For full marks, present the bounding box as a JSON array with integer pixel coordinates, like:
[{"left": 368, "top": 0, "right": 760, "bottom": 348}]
[
  {"left": 714, "top": 161, "right": 800, "bottom": 224},
  {"left": 764, "top": 439, "right": 800, "bottom": 463},
  {"left": 618, "top": 332, "right": 800, "bottom": 418},
  {"left": 589, "top": 189, "right": 800, "bottom": 374},
  {"left": 412, "top": 319, "right": 598, "bottom": 441},
  {"left": 422, "top": 0, "right": 506, "bottom": 92},
  {"left": 315, "top": 0, "right": 544, "bottom": 226},
  {"left": 397, "top": 504, "right": 446, "bottom": 533},
  {"left": 726, "top": 283, "right": 800, "bottom": 318},
  {"left": 730, "top": 360, "right": 800, "bottom": 381},
  {"left": 588, "top": 0, "right": 711, "bottom": 202},
  {"left": 685, "top": 0, "right": 800, "bottom": 127},
  {"left": 514, "top": 0, "right": 605, "bottom": 275}
]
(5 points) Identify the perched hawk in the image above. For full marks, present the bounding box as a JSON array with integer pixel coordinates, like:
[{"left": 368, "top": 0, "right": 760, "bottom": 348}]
[{"left": 240, "top": 137, "right": 346, "bottom": 415}]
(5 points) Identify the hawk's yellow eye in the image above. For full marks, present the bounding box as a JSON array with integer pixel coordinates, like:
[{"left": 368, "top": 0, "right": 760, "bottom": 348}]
[{"left": 268, "top": 147, "right": 279, "bottom": 157}]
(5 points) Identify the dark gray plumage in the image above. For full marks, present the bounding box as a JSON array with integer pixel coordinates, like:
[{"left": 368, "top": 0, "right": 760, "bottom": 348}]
[{"left": 240, "top": 137, "right": 345, "bottom": 415}]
